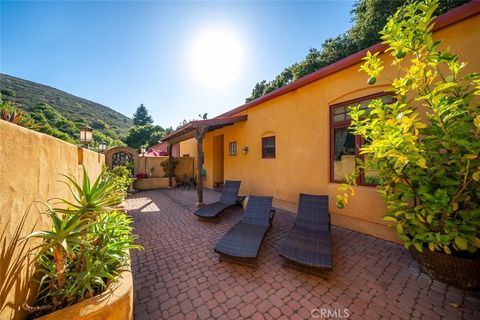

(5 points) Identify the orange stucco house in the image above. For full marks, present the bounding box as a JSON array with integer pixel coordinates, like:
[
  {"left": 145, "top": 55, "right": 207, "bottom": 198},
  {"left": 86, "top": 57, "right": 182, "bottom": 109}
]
[{"left": 163, "top": 2, "right": 480, "bottom": 243}]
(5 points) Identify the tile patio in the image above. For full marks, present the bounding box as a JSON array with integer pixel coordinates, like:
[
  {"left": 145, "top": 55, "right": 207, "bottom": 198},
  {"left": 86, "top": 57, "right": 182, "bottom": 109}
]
[{"left": 126, "top": 189, "right": 480, "bottom": 320}]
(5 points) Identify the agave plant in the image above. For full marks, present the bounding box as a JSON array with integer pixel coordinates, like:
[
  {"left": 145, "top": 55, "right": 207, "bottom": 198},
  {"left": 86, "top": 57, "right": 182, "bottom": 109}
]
[
  {"left": 1, "top": 105, "right": 24, "bottom": 125},
  {"left": 54, "top": 166, "right": 125, "bottom": 219},
  {"left": 26, "top": 167, "right": 141, "bottom": 314},
  {"left": 28, "top": 206, "right": 90, "bottom": 307}
]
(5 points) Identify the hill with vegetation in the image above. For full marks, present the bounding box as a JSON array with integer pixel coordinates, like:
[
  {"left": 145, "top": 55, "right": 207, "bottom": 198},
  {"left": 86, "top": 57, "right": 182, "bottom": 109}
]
[{"left": 0, "top": 73, "right": 132, "bottom": 147}]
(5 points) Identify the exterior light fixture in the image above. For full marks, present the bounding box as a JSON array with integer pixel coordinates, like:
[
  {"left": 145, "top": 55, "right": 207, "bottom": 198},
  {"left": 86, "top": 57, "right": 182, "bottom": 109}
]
[
  {"left": 79, "top": 125, "right": 93, "bottom": 148},
  {"left": 99, "top": 141, "right": 107, "bottom": 153},
  {"left": 140, "top": 146, "right": 146, "bottom": 155},
  {"left": 242, "top": 146, "right": 249, "bottom": 154}
]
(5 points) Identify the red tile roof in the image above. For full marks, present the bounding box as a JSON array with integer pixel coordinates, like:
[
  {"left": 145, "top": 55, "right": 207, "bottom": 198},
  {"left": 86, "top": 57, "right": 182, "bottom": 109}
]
[{"left": 162, "top": 115, "right": 248, "bottom": 142}]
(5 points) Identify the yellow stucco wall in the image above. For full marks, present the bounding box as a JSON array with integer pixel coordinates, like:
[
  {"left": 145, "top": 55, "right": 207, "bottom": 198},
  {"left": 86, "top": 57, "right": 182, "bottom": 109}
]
[
  {"left": 195, "top": 13, "right": 480, "bottom": 243},
  {"left": 179, "top": 138, "right": 197, "bottom": 159},
  {"left": 0, "top": 121, "right": 105, "bottom": 320},
  {"left": 137, "top": 156, "right": 194, "bottom": 177}
]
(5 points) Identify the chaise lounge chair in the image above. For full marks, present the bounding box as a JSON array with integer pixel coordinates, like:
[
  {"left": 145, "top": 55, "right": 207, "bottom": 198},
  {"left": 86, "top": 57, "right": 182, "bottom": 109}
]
[
  {"left": 194, "top": 180, "right": 245, "bottom": 221},
  {"left": 214, "top": 195, "right": 275, "bottom": 267},
  {"left": 279, "top": 193, "right": 332, "bottom": 272}
]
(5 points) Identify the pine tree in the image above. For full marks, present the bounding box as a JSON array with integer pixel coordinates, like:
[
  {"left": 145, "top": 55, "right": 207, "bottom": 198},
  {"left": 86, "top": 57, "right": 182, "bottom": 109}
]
[{"left": 132, "top": 104, "right": 153, "bottom": 126}]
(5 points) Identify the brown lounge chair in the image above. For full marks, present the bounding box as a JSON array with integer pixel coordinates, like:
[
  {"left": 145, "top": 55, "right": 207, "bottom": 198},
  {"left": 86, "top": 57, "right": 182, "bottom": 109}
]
[
  {"left": 194, "top": 180, "right": 245, "bottom": 221},
  {"left": 280, "top": 193, "right": 332, "bottom": 272},
  {"left": 214, "top": 195, "right": 275, "bottom": 267}
]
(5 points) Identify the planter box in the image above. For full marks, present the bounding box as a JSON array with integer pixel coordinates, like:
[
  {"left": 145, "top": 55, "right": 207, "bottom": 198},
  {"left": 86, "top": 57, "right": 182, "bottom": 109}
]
[
  {"left": 410, "top": 247, "right": 480, "bottom": 289},
  {"left": 133, "top": 177, "right": 175, "bottom": 190},
  {"left": 36, "top": 266, "right": 133, "bottom": 320}
]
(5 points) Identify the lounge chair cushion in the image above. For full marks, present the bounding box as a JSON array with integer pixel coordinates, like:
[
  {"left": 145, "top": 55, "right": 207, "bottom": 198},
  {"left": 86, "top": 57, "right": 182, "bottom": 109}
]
[
  {"left": 280, "top": 226, "right": 332, "bottom": 270},
  {"left": 219, "top": 181, "right": 241, "bottom": 205},
  {"left": 296, "top": 193, "right": 330, "bottom": 232},
  {"left": 194, "top": 180, "right": 241, "bottom": 218},
  {"left": 195, "top": 202, "right": 233, "bottom": 218},
  {"left": 214, "top": 222, "right": 270, "bottom": 259},
  {"left": 241, "top": 196, "right": 273, "bottom": 226}
]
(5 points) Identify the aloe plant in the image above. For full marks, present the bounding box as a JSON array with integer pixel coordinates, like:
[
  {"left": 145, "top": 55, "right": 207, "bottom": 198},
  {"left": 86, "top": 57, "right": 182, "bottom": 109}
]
[
  {"left": 28, "top": 206, "right": 90, "bottom": 292},
  {"left": 26, "top": 167, "right": 141, "bottom": 314},
  {"left": 54, "top": 166, "right": 125, "bottom": 218}
]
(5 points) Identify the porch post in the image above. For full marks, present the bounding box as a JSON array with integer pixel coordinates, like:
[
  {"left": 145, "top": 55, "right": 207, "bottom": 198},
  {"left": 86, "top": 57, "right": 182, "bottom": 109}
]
[
  {"left": 168, "top": 143, "right": 173, "bottom": 188},
  {"left": 195, "top": 127, "right": 207, "bottom": 207}
]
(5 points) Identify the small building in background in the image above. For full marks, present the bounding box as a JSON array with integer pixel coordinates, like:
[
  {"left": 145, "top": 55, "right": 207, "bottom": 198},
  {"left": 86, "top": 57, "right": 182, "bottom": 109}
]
[{"left": 147, "top": 141, "right": 180, "bottom": 157}]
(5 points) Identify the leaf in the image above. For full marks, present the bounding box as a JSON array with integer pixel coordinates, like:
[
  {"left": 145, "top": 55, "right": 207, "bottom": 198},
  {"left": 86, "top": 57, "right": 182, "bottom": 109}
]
[
  {"left": 428, "top": 242, "right": 435, "bottom": 251},
  {"left": 417, "top": 157, "right": 427, "bottom": 169},
  {"left": 463, "top": 154, "right": 477, "bottom": 160},
  {"left": 414, "top": 242, "right": 423, "bottom": 252},
  {"left": 426, "top": 214, "right": 433, "bottom": 224},
  {"left": 473, "top": 171, "right": 480, "bottom": 182},
  {"left": 383, "top": 216, "right": 397, "bottom": 222},
  {"left": 454, "top": 236, "right": 468, "bottom": 250},
  {"left": 451, "top": 202, "right": 458, "bottom": 211},
  {"left": 474, "top": 116, "right": 480, "bottom": 129},
  {"left": 396, "top": 223, "right": 404, "bottom": 234},
  {"left": 443, "top": 245, "right": 452, "bottom": 255},
  {"left": 474, "top": 237, "right": 480, "bottom": 247}
]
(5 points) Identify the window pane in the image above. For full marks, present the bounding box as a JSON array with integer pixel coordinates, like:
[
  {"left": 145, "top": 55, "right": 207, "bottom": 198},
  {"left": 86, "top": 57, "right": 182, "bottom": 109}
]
[
  {"left": 333, "top": 114, "right": 345, "bottom": 122},
  {"left": 263, "top": 137, "right": 275, "bottom": 147},
  {"left": 333, "top": 128, "right": 356, "bottom": 181},
  {"left": 262, "top": 137, "right": 275, "bottom": 158},
  {"left": 333, "top": 106, "right": 345, "bottom": 115},
  {"left": 229, "top": 142, "right": 237, "bottom": 156}
]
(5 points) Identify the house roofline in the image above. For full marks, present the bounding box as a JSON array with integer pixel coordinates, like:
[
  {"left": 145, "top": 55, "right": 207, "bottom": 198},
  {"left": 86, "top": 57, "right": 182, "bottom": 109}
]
[{"left": 217, "top": 1, "right": 480, "bottom": 118}]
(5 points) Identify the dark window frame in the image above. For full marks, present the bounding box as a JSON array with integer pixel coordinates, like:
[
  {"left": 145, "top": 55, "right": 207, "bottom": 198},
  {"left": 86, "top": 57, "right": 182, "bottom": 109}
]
[
  {"left": 229, "top": 141, "right": 237, "bottom": 156},
  {"left": 329, "top": 92, "right": 393, "bottom": 185},
  {"left": 262, "top": 136, "right": 276, "bottom": 159}
]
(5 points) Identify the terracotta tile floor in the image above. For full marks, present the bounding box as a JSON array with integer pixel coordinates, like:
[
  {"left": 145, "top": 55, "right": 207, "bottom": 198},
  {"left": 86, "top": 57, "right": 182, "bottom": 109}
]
[{"left": 126, "top": 189, "right": 480, "bottom": 320}]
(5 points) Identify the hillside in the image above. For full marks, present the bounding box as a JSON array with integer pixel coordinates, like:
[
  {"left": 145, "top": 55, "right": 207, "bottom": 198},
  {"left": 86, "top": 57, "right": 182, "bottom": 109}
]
[{"left": 0, "top": 73, "right": 132, "bottom": 137}]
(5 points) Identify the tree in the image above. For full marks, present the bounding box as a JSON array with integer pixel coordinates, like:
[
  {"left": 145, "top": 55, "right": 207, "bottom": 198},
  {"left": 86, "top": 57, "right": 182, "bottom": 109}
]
[
  {"left": 132, "top": 104, "right": 153, "bottom": 126},
  {"left": 148, "top": 130, "right": 166, "bottom": 147},
  {"left": 337, "top": 0, "right": 480, "bottom": 255},
  {"left": 124, "top": 124, "right": 166, "bottom": 150}
]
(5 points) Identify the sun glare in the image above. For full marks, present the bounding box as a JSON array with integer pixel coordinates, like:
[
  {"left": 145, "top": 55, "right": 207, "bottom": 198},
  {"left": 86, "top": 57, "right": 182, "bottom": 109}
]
[{"left": 189, "top": 26, "right": 245, "bottom": 89}]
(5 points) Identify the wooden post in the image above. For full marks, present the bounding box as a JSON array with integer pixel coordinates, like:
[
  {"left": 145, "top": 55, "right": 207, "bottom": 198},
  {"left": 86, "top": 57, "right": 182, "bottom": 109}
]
[
  {"left": 168, "top": 143, "right": 173, "bottom": 188},
  {"left": 195, "top": 127, "right": 207, "bottom": 207}
]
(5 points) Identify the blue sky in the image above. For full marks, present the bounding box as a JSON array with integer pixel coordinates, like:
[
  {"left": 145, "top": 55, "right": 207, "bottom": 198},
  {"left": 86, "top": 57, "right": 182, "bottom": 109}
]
[{"left": 1, "top": 1, "right": 354, "bottom": 128}]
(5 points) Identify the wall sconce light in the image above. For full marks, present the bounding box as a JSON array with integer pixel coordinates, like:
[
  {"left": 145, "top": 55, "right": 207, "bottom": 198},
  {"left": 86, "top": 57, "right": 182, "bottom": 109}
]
[
  {"left": 79, "top": 125, "right": 93, "bottom": 148},
  {"left": 242, "top": 146, "right": 249, "bottom": 154},
  {"left": 140, "top": 146, "right": 146, "bottom": 155}
]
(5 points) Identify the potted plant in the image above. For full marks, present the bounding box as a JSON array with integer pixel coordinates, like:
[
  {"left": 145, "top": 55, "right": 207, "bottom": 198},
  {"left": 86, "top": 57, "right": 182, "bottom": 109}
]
[
  {"left": 337, "top": 0, "right": 480, "bottom": 289},
  {"left": 24, "top": 167, "right": 141, "bottom": 318},
  {"left": 160, "top": 157, "right": 178, "bottom": 178}
]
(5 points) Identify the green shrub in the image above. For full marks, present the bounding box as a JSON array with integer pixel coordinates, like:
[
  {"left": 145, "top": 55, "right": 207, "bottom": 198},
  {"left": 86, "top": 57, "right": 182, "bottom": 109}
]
[
  {"left": 337, "top": 0, "right": 480, "bottom": 255},
  {"left": 109, "top": 165, "right": 134, "bottom": 191}
]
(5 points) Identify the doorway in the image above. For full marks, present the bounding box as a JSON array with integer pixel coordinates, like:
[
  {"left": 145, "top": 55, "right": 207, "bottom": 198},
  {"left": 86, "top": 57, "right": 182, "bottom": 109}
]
[{"left": 212, "top": 135, "right": 224, "bottom": 187}]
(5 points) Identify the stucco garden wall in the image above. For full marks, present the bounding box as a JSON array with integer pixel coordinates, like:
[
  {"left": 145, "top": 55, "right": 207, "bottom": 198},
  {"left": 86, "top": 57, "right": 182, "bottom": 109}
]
[
  {"left": 0, "top": 121, "right": 105, "bottom": 320},
  {"left": 137, "top": 156, "right": 194, "bottom": 178}
]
